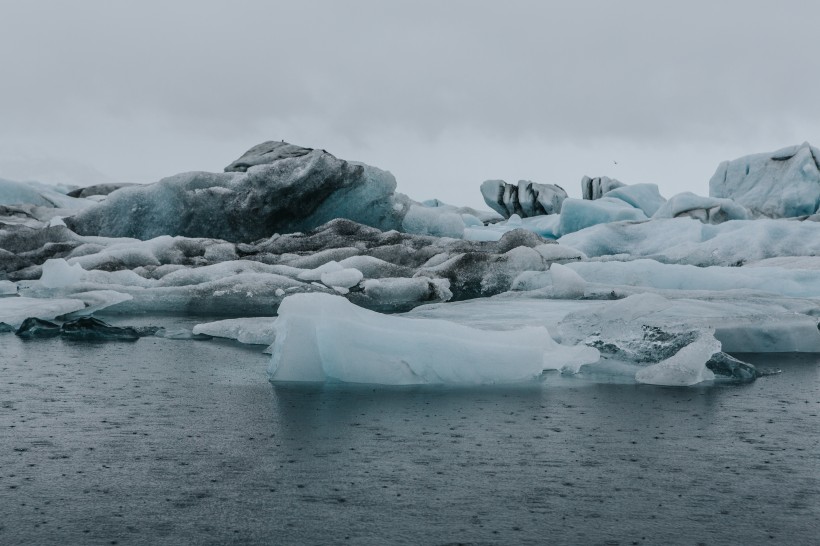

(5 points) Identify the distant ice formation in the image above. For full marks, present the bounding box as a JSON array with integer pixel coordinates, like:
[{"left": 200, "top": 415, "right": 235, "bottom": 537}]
[
  {"left": 2, "top": 140, "right": 819, "bottom": 388},
  {"left": 480, "top": 179, "right": 567, "bottom": 218},
  {"left": 709, "top": 142, "right": 820, "bottom": 218}
]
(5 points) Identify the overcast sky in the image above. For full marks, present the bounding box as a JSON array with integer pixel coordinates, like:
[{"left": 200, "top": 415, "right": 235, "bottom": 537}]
[{"left": 1, "top": 1, "right": 818, "bottom": 207}]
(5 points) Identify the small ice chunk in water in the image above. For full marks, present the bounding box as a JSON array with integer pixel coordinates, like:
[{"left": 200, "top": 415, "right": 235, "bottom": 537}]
[
  {"left": 193, "top": 318, "right": 276, "bottom": 345},
  {"left": 268, "top": 293, "right": 599, "bottom": 385},
  {"left": 16, "top": 317, "right": 61, "bottom": 338},
  {"left": 60, "top": 317, "right": 140, "bottom": 341},
  {"left": 635, "top": 332, "right": 719, "bottom": 386}
]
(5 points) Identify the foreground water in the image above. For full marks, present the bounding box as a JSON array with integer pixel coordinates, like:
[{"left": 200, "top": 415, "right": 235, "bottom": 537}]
[{"left": 1, "top": 323, "right": 818, "bottom": 545}]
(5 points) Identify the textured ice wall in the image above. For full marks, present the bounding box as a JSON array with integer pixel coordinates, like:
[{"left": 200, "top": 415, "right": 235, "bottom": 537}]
[{"left": 709, "top": 142, "right": 820, "bottom": 218}]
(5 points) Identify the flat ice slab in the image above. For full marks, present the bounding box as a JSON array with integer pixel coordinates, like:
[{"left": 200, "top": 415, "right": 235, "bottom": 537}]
[{"left": 268, "top": 293, "right": 598, "bottom": 385}]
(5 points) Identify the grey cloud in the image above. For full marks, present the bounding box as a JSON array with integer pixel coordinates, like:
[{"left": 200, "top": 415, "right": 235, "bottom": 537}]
[{"left": 0, "top": 0, "right": 818, "bottom": 204}]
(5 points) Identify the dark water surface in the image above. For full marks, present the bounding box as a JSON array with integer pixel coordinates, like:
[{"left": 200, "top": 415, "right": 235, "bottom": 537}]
[{"left": 0, "top": 332, "right": 818, "bottom": 545}]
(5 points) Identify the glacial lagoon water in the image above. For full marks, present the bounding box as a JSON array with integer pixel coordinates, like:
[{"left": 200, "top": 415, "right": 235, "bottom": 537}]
[{"left": 1, "top": 319, "right": 818, "bottom": 545}]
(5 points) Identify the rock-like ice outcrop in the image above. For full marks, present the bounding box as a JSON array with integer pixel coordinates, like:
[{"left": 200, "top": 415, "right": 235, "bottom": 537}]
[
  {"left": 709, "top": 142, "right": 820, "bottom": 218},
  {"left": 582, "top": 176, "right": 625, "bottom": 200},
  {"left": 224, "top": 141, "right": 314, "bottom": 172},
  {"left": 66, "top": 142, "right": 408, "bottom": 241},
  {"left": 268, "top": 293, "right": 599, "bottom": 385},
  {"left": 480, "top": 180, "right": 567, "bottom": 218}
]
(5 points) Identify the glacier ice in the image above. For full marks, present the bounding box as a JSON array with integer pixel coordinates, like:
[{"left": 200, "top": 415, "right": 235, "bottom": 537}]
[
  {"left": 709, "top": 142, "right": 820, "bottom": 218},
  {"left": 652, "top": 192, "right": 749, "bottom": 224},
  {"left": 582, "top": 176, "right": 625, "bottom": 200},
  {"left": 603, "top": 184, "right": 667, "bottom": 217},
  {"left": 546, "top": 263, "right": 586, "bottom": 299},
  {"left": 59, "top": 316, "right": 140, "bottom": 341},
  {"left": 400, "top": 203, "right": 466, "bottom": 238},
  {"left": 40, "top": 258, "right": 85, "bottom": 288},
  {"left": 65, "top": 144, "right": 408, "bottom": 241},
  {"left": 192, "top": 318, "right": 276, "bottom": 345},
  {"left": 0, "top": 177, "right": 92, "bottom": 209},
  {"left": 558, "top": 197, "right": 648, "bottom": 236},
  {"left": 3, "top": 139, "right": 820, "bottom": 390},
  {"left": 558, "top": 259, "right": 820, "bottom": 298},
  {"left": 0, "top": 296, "right": 87, "bottom": 328},
  {"left": 634, "top": 333, "right": 719, "bottom": 386},
  {"left": 480, "top": 179, "right": 567, "bottom": 218},
  {"left": 350, "top": 277, "right": 453, "bottom": 312},
  {"left": 16, "top": 317, "right": 61, "bottom": 338},
  {"left": 559, "top": 217, "right": 820, "bottom": 266},
  {"left": 268, "top": 293, "right": 599, "bottom": 385},
  {"left": 319, "top": 267, "right": 363, "bottom": 290}
]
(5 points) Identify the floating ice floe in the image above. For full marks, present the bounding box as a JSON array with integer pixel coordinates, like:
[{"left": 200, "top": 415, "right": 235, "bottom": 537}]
[
  {"left": 268, "top": 293, "right": 599, "bottom": 385},
  {"left": 193, "top": 318, "right": 276, "bottom": 345},
  {"left": 0, "top": 297, "right": 87, "bottom": 328}
]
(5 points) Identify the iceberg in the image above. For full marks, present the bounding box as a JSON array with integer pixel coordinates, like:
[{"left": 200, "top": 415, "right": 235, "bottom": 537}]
[
  {"left": 16, "top": 317, "right": 61, "bottom": 338},
  {"left": 0, "top": 280, "right": 16, "bottom": 295},
  {"left": 60, "top": 316, "right": 140, "bottom": 341},
  {"left": 268, "top": 293, "right": 599, "bottom": 385},
  {"left": 709, "top": 142, "right": 820, "bottom": 218},
  {"left": 192, "top": 318, "right": 276, "bottom": 345},
  {"left": 581, "top": 176, "right": 625, "bottom": 200},
  {"left": 0, "top": 296, "right": 87, "bottom": 328},
  {"left": 634, "top": 333, "right": 719, "bottom": 386},
  {"left": 559, "top": 217, "right": 820, "bottom": 266},
  {"left": 557, "top": 197, "right": 647, "bottom": 236},
  {"left": 559, "top": 259, "right": 820, "bottom": 298},
  {"left": 65, "top": 142, "right": 408, "bottom": 241},
  {"left": 602, "top": 184, "right": 667, "bottom": 217},
  {"left": 652, "top": 192, "right": 749, "bottom": 224},
  {"left": 0, "top": 177, "right": 91, "bottom": 209},
  {"left": 480, "top": 179, "right": 567, "bottom": 218}
]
